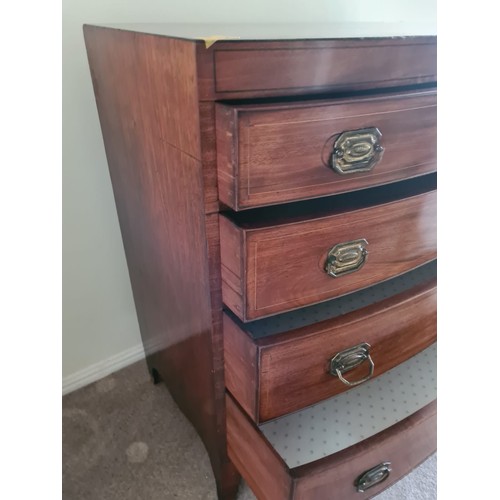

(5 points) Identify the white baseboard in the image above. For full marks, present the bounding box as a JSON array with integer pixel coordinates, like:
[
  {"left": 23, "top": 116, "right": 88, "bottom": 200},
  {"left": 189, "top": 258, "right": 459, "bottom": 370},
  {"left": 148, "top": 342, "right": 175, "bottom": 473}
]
[{"left": 62, "top": 343, "right": 146, "bottom": 396}]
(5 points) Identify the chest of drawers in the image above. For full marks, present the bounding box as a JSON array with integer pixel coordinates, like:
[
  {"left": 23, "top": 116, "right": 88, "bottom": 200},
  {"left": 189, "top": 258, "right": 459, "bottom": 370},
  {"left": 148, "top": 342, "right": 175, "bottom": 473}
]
[{"left": 84, "top": 23, "right": 437, "bottom": 499}]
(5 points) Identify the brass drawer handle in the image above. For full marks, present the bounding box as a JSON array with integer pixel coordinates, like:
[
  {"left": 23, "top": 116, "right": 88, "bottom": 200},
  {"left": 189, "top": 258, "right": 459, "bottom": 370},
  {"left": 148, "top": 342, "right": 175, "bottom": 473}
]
[
  {"left": 355, "top": 462, "right": 392, "bottom": 492},
  {"left": 330, "top": 127, "right": 384, "bottom": 174},
  {"left": 329, "top": 343, "right": 374, "bottom": 386},
  {"left": 325, "top": 239, "right": 368, "bottom": 278}
]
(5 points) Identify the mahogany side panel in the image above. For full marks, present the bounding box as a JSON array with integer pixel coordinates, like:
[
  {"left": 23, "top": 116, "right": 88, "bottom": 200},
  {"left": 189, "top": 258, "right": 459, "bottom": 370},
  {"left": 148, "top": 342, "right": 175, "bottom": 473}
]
[
  {"left": 216, "top": 90, "right": 437, "bottom": 210},
  {"left": 292, "top": 401, "right": 437, "bottom": 499},
  {"left": 226, "top": 394, "right": 293, "bottom": 500},
  {"left": 196, "top": 38, "right": 437, "bottom": 100},
  {"left": 221, "top": 191, "right": 436, "bottom": 321},
  {"left": 257, "top": 280, "right": 436, "bottom": 421},
  {"left": 83, "top": 26, "right": 239, "bottom": 498}
]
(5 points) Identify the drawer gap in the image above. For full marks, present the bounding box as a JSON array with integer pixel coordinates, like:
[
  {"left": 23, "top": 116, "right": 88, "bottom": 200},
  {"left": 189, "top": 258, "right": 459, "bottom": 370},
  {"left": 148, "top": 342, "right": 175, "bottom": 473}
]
[
  {"left": 222, "top": 173, "right": 436, "bottom": 228},
  {"left": 217, "top": 82, "right": 437, "bottom": 106},
  {"left": 225, "top": 260, "right": 436, "bottom": 340}
]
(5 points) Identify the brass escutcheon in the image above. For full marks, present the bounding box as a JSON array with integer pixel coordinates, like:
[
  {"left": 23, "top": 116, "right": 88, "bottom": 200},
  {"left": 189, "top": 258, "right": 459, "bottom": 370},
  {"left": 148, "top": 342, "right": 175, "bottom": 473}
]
[{"left": 330, "top": 127, "right": 384, "bottom": 174}]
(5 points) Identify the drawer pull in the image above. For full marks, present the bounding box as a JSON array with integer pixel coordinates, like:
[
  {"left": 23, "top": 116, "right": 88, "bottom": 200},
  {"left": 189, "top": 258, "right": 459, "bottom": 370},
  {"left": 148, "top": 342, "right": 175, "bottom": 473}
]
[
  {"left": 355, "top": 462, "right": 392, "bottom": 492},
  {"left": 331, "top": 127, "right": 384, "bottom": 174},
  {"left": 325, "top": 239, "right": 368, "bottom": 278},
  {"left": 329, "top": 343, "right": 374, "bottom": 386}
]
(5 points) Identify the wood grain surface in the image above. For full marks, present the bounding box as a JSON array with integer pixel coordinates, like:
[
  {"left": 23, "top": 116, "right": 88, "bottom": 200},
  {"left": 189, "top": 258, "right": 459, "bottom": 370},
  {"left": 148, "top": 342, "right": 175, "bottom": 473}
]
[
  {"left": 223, "top": 315, "right": 259, "bottom": 419},
  {"left": 196, "top": 38, "right": 436, "bottom": 100},
  {"left": 83, "top": 26, "right": 240, "bottom": 499},
  {"left": 216, "top": 90, "right": 436, "bottom": 209},
  {"left": 224, "top": 278, "right": 436, "bottom": 423},
  {"left": 226, "top": 393, "right": 436, "bottom": 500},
  {"left": 226, "top": 395, "right": 293, "bottom": 500},
  {"left": 220, "top": 190, "right": 436, "bottom": 321}
]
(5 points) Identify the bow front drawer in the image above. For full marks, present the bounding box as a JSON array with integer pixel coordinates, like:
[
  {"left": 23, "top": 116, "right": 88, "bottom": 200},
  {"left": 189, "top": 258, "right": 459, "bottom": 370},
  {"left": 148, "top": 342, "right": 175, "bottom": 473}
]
[
  {"left": 216, "top": 90, "right": 436, "bottom": 210},
  {"left": 226, "top": 343, "right": 437, "bottom": 500},
  {"left": 219, "top": 185, "right": 436, "bottom": 321},
  {"left": 210, "top": 38, "right": 436, "bottom": 97},
  {"left": 224, "top": 264, "right": 436, "bottom": 423}
]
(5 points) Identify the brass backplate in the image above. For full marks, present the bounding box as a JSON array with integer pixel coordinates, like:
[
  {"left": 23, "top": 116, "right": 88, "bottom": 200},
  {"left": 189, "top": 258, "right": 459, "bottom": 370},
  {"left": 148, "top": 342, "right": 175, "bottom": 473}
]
[
  {"left": 330, "top": 343, "right": 371, "bottom": 375},
  {"left": 355, "top": 462, "right": 392, "bottom": 492},
  {"left": 331, "top": 127, "right": 384, "bottom": 174},
  {"left": 325, "top": 239, "right": 368, "bottom": 278}
]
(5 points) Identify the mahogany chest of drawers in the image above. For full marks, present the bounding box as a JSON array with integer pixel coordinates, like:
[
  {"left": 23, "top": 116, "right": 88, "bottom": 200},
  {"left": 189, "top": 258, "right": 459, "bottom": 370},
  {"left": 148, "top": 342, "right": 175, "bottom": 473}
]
[{"left": 84, "top": 24, "right": 437, "bottom": 499}]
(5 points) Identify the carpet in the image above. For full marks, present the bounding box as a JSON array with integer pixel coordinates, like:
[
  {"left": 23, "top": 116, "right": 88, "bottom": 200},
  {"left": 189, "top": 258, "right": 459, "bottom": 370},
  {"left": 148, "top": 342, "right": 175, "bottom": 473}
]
[{"left": 62, "top": 360, "right": 436, "bottom": 499}]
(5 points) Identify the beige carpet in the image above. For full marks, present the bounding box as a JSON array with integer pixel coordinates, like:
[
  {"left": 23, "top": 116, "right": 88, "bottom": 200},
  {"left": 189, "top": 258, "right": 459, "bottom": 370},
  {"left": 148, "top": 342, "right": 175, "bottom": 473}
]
[{"left": 62, "top": 360, "right": 436, "bottom": 499}]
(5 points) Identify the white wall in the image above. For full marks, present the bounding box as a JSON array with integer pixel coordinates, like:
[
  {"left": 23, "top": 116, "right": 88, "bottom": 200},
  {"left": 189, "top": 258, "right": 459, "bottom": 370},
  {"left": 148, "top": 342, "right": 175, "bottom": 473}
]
[{"left": 62, "top": 0, "right": 436, "bottom": 392}]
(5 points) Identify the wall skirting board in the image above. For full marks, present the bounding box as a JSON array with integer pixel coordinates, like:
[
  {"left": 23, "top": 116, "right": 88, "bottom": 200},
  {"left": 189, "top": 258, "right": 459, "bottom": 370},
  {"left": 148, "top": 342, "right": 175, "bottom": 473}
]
[{"left": 62, "top": 343, "right": 145, "bottom": 395}]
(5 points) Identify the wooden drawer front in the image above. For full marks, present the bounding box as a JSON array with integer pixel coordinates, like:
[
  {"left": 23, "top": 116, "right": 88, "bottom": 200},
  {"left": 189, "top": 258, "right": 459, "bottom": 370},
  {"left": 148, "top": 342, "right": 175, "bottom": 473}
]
[
  {"left": 213, "top": 39, "right": 436, "bottom": 95},
  {"left": 226, "top": 395, "right": 436, "bottom": 500},
  {"left": 224, "top": 278, "right": 436, "bottom": 423},
  {"left": 217, "top": 90, "right": 436, "bottom": 210},
  {"left": 220, "top": 190, "right": 436, "bottom": 321}
]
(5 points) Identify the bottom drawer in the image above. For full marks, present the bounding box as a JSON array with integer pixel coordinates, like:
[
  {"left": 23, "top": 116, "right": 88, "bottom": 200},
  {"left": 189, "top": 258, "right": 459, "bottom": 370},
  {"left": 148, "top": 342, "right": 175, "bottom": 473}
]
[{"left": 226, "top": 345, "right": 437, "bottom": 500}]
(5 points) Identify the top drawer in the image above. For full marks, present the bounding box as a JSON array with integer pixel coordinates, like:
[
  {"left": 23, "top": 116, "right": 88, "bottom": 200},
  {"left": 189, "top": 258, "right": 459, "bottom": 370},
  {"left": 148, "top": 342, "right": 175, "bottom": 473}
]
[
  {"left": 216, "top": 90, "right": 436, "bottom": 210},
  {"left": 210, "top": 38, "right": 436, "bottom": 96}
]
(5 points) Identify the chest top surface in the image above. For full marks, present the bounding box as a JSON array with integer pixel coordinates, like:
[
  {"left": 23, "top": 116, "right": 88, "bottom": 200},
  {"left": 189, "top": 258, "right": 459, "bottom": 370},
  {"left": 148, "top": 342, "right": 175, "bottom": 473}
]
[{"left": 90, "top": 22, "right": 436, "bottom": 43}]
